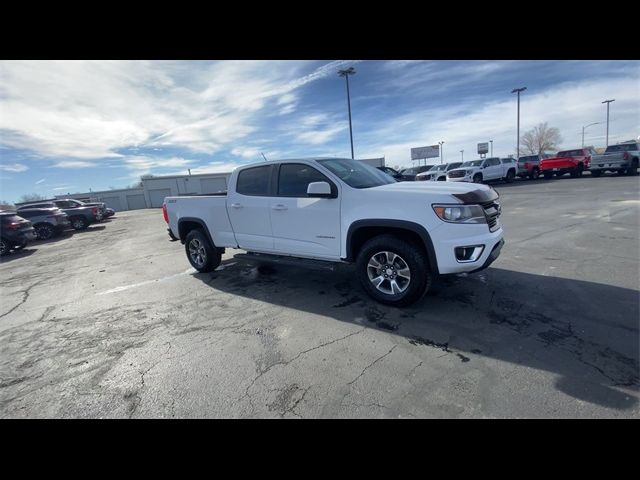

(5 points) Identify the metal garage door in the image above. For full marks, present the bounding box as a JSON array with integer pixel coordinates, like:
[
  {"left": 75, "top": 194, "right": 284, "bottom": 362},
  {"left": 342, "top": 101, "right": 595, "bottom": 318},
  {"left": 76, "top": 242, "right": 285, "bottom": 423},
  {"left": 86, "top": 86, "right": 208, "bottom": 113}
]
[
  {"left": 99, "top": 196, "right": 123, "bottom": 211},
  {"left": 200, "top": 177, "right": 227, "bottom": 194},
  {"left": 149, "top": 188, "right": 172, "bottom": 208},
  {"left": 126, "top": 194, "right": 147, "bottom": 210}
]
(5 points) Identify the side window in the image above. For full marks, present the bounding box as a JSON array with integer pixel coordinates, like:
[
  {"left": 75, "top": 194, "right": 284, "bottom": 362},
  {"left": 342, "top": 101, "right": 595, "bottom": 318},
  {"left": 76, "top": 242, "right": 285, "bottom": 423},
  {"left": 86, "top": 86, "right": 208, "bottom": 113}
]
[
  {"left": 492, "top": 158, "right": 501, "bottom": 166},
  {"left": 278, "top": 163, "right": 333, "bottom": 197},
  {"left": 236, "top": 165, "right": 272, "bottom": 196}
]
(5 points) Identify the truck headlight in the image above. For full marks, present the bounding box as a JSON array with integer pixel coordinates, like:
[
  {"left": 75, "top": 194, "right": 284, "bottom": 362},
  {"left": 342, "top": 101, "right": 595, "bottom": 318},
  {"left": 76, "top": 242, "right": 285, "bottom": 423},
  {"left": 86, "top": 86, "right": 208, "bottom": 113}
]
[{"left": 432, "top": 204, "right": 486, "bottom": 224}]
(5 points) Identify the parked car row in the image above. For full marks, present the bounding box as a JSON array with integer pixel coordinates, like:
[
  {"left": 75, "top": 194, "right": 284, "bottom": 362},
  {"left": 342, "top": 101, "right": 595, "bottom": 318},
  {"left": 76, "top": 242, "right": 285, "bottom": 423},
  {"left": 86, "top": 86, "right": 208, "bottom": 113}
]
[
  {"left": 385, "top": 141, "right": 639, "bottom": 186},
  {"left": 0, "top": 198, "right": 116, "bottom": 256}
]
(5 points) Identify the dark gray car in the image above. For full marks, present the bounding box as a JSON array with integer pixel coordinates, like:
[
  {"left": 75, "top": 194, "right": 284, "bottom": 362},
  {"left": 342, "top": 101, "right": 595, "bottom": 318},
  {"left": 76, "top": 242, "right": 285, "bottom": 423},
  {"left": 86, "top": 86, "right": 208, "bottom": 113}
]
[
  {"left": 17, "top": 202, "right": 98, "bottom": 230},
  {"left": 16, "top": 208, "right": 70, "bottom": 240}
]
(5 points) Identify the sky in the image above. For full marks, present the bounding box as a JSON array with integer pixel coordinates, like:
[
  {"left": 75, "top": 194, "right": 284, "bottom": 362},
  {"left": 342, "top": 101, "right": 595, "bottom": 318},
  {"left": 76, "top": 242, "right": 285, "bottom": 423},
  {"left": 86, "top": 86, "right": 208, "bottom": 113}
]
[{"left": 1, "top": 60, "right": 639, "bottom": 203}]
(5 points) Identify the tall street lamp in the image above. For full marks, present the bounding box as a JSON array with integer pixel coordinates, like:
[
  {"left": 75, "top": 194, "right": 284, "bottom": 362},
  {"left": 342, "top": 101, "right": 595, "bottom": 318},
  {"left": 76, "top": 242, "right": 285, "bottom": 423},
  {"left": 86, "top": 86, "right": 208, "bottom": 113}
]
[
  {"left": 460, "top": 149, "right": 464, "bottom": 162},
  {"left": 602, "top": 99, "right": 615, "bottom": 148},
  {"left": 338, "top": 67, "right": 356, "bottom": 159},
  {"left": 489, "top": 140, "right": 493, "bottom": 157},
  {"left": 439, "top": 141, "right": 444, "bottom": 164},
  {"left": 511, "top": 87, "right": 527, "bottom": 159},
  {"left": 582, "top": 122, "right": 601, "bottom": 148}
]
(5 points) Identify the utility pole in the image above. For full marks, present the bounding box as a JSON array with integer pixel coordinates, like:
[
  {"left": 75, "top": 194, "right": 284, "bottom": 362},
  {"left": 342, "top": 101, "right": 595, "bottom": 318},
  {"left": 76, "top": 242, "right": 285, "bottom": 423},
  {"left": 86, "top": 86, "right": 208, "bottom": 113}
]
[
  {"left": 602, "top": 99, "right": 615, "bottom": 148},
  {"left": 490, "top": 140, "right": 493, "bottom": 157},
  {"left": 338, "top": 67, "right": 356, "bottom": 159},
  {"left": 511, "top": 87, "right": 527, "bottom": 160},
  {"left": 582, "top": 122, "right": 601, "bottom": 148},
  {"left": 460, "top": 149, "right": 464, "bottom": 162},
  {"left": 439, "top": 141, "right": 444, "bottom": 164}
]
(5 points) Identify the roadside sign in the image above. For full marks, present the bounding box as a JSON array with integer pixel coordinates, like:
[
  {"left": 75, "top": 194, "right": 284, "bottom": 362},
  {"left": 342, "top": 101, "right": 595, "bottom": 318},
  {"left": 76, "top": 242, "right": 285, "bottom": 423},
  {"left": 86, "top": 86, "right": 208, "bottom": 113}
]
[
  {"left": 477, "top": 142, "right": 489, "bottom": 155},
  {"left": 411, "top": 145, "right": 439, "bottom": 160}
]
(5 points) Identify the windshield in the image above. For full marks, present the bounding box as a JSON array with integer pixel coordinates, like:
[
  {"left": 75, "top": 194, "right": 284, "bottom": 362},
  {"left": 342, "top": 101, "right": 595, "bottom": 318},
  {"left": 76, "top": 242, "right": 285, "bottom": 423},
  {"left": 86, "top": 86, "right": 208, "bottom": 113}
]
[
  {"left": 446, "top": 162, "right": 462, "bottom": 170},
  {"left": 432, "top": 164, "right": 447, "bottom": 172},
  {"left": 318, "top": 159, "right": 396, "bottom": 189},
  {"left": 519, "top": 155, "right": 538, "bottom": 163},
  {"left": 558, "top": 150, "right": 584, "bottom": 157},
  {"left": 606, "top": 144, "right": 638, "bottom": 152},
  {"left": 461, "top": 160, "right": 484, "bottom": 167}
]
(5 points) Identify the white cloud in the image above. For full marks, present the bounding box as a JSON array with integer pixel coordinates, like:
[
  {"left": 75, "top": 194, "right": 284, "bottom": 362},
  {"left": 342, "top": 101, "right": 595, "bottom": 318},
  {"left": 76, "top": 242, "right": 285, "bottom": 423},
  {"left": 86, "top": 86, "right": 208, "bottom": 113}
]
[
  {"left": 0, "top": 60, "right": 354, "bottom": 162},
  {"left": 0, "top": 163, "right": 29, "bottom": 172},
  {"left": 35, "top": 178, "right": 45, "bottom": 184},
  {"left": 53, "top": 160, "right": 94, "bottom": 168}
]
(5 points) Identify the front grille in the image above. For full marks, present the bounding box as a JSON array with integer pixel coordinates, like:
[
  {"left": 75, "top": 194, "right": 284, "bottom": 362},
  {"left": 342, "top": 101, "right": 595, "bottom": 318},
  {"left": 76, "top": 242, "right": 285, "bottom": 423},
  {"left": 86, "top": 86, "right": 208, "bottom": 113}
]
[
  {"left": 448, "top": 170, "right": 465, "bottom": 178},
  {"left": 480, "top": 200, "right": 501, "bottom": 232}
]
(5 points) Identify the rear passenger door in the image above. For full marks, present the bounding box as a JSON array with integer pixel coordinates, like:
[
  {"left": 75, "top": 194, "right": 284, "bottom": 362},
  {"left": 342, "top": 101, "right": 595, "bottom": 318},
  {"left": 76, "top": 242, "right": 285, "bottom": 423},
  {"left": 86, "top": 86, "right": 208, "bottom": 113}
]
[
  {"left": 269, "top": 163, "right": 341, "bottom": 259},
  {"left": 226, "top": 164, "right": 276, "bottom": 252},
  {"left": 484, "top": 158, "right": 502, "bottom": 180}
]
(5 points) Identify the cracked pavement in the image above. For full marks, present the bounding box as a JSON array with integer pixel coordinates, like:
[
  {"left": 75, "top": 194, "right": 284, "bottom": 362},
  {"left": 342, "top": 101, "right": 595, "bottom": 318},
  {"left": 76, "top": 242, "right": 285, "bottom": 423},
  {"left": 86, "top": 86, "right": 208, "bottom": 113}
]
[{"left": 0, "top": 175, "right": 639, "bottom": 418}]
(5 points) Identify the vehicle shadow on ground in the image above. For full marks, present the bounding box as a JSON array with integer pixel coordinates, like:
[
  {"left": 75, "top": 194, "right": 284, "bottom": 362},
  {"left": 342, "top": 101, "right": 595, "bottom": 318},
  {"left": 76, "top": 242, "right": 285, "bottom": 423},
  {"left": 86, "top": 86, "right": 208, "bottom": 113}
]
[
  {"left": 0, "top": 248, "right": 37, "bottom": 263},
  {"left": 193, "top": 259, "right": 639, "bottom": 411}
]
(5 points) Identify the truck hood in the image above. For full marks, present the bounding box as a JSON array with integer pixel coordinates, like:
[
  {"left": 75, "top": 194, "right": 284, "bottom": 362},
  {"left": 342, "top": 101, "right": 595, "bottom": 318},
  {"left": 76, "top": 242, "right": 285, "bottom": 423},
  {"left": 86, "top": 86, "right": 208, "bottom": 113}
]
[{"left": 372, "top": 181, "right": 498, "bottom": 203}]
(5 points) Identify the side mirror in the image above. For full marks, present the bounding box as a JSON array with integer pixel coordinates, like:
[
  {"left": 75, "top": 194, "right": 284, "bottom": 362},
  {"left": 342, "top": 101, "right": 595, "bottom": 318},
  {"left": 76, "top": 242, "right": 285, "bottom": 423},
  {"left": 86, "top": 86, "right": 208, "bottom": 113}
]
[{"left": 307, "top": 181, "right": 334, "bottom": 198}]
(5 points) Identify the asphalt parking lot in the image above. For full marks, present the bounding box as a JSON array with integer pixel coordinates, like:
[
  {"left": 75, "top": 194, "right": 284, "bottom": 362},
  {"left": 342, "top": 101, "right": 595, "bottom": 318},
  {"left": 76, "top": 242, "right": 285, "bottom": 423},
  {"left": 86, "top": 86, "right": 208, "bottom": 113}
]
[{"left": 1, "top": 174, "right": 639, "bottom": 418}]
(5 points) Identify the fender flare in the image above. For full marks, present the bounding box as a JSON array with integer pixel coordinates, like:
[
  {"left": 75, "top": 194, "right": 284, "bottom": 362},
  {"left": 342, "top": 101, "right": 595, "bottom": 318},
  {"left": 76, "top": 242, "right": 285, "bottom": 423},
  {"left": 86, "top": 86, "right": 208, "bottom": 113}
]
[
  {"left": 177, "top": 217, "right": 216, "bottom": 246},
  {"left": 345, "top": 219, "right": 439, "bottom": 274}
]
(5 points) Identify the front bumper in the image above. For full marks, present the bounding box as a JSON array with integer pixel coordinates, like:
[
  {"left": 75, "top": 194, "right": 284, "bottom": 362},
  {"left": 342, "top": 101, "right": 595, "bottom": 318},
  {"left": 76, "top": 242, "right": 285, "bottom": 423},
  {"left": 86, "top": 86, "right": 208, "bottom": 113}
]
[
  {"left": 430, "top": 223, "right": 504, "bottom": 274},
  {"left": 446, "top": 175, "right": 472, "bottom": 182}
]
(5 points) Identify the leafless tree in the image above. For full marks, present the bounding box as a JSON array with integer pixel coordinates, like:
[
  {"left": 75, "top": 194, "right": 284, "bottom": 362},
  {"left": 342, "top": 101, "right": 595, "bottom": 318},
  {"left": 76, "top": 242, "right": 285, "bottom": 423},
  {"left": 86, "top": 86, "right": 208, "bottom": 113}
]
[
  {"left": 0, "top": 200, "right": 15, "bottom": 210},
  {"left": 19, "top": 193, "right": 47, "bottom": 203},
  {"left": 520, "top": 122, "right": 563, "bottom": 155}
]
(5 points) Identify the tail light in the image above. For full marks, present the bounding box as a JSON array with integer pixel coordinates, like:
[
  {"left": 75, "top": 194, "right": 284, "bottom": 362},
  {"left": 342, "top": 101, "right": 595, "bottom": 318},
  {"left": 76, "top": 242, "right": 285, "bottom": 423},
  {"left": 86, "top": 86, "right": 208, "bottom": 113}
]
[
  {"left": 524, "top": 162, "right": 530, "bottom": 169},
  {"left": 162, "top": 202, "right": 169, "bottom": 223},
  {"left": 92, "top": 207, "right": 98, "bottom": 215},
  {"left": 5, "top": 222, "right": 22, "bottom": 230},
  {"left": 623, "top": 152, "right": 630, "bottom": 160}
]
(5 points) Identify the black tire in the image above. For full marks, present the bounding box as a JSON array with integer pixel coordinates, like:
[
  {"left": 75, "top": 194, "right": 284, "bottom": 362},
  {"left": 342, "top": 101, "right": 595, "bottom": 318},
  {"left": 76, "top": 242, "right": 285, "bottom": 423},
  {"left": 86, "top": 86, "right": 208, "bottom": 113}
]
[
  {"left": 627, "top": 159, "right": 638, "bottom": 176},
  {"left": 13, "top": 242, "right": 26, "bottom": 251},
  {"left": 570, "top": 164, "right": 584, "bottom": 178},
  {"left": 590, "top": 169, "right": 602, "bottom": 178},
  {"left": 505, "top": 169, "right": 515, "bottom": 183},
  {"left": 35, "top": 224, "right": 55, "bottom": 240},
  {"left": 356, "top": 234, "right": 432, "bottom": 307},
  {"left": 472, "top": 173, "right": 483, "bottom": 183},
  {"left": 0, "top": 238, "right": 10, "bottom": 256},
  {"left": 531, "top": 168, "right": 540, "bottom": 180},
  {"left": 70, "top": 216, "right": 89, "bottom": 230},
  {"left": 184, "top": 229, "right": 221, "bottom": 272},
  {"left": 543, "top": 172, "right": 553, "bottom": 180}
]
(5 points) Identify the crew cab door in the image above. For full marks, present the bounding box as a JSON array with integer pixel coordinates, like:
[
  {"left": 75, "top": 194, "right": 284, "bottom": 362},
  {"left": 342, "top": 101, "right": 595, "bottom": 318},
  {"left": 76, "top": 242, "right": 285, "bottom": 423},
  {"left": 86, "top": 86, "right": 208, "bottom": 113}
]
[
  {"left": 484, "top": 157, "right": 502, "bottom": 180},
  {"left": 269, "top": 163, "right": 341, "bottom": 259},
  {"left": 226, "top": 164, "right": 276, "bottom": 252}
]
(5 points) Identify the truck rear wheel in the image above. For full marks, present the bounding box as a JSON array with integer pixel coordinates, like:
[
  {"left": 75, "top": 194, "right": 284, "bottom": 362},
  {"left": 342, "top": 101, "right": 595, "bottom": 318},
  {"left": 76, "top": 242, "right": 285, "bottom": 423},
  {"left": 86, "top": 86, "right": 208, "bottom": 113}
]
[
  {"left": 505, "top": 169, "right": 515, "bottom": 183},
  {"left": 356, "top": 235, "right": 432, "bottom": 307},
  {"left": 627, "top": 158, "right": 638, "bottom": 176},
  {"left": 531, "top": 168, "right": 539, "bottom": 180},
  {"left": 71, "top": 216, "right": 89, "bottom": 230},
  {"left": 185, "top": 229, "right": 221, "bottom": 272},
  {"left": 570, "top": 164, "right": 584, "bottom": 178},
  {"left": 590, "top": 170, "right": 602, "bottom": 177},
  {"left": 543, "top": 172, "right": 553, "bottom": 179}
]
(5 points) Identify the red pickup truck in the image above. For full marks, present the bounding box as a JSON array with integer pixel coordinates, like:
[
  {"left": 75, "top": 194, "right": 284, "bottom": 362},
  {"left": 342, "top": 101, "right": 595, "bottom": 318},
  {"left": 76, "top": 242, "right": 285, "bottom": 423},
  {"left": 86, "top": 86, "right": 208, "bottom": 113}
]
[{"left": 540, "top": 147, "right": 596, "bottom": 179}]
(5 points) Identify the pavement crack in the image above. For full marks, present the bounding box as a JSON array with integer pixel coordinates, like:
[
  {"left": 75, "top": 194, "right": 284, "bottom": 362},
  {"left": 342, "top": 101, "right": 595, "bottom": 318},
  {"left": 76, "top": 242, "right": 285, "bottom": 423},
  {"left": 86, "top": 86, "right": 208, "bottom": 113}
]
[
  {"left": 347, "top": 344, "right": 398, "bottom": 387},
  {"left": 0, "top": 280, "right": 42, "bottom": 319}
]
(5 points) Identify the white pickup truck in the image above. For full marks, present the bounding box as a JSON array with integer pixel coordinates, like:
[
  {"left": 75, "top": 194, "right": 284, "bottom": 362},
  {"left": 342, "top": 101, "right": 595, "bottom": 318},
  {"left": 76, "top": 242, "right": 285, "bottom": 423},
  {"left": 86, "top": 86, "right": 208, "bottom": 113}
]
[
  {"left": 446, "top": 157, "right": 517, "bottom": 184},
  {"left": 164, "top": 158, "right": 504, "bottom": 306}
]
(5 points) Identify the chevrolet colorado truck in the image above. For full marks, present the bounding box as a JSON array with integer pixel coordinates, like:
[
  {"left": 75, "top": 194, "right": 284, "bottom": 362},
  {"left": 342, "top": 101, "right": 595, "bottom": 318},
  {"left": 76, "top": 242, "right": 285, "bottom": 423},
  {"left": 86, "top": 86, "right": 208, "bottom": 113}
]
[
  {"left": 164, "top": 158, "right": 504, "bottom": 306},
  {"left": 446, "top": 157, "right": 516, "bottom": 184},
  {"left": 589, "top": 142, "right": 639, "bottom": 177},
  {"left": 539, "top": 148, "right": 595, "bottom": 179}
]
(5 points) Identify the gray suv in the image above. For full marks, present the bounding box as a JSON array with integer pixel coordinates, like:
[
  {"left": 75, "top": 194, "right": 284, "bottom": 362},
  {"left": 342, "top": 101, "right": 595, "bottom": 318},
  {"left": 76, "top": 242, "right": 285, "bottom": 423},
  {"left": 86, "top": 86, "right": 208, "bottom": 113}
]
[{"left": 16, "top": 208, "right": 70, "bottom": 239}]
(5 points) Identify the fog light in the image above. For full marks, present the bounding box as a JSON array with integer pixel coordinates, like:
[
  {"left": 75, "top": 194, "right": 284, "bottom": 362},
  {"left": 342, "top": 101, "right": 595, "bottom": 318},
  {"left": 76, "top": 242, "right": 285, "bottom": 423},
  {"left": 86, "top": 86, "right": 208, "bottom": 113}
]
[{"left": 455, "top": 245, "right": 485, "bottom": 262}]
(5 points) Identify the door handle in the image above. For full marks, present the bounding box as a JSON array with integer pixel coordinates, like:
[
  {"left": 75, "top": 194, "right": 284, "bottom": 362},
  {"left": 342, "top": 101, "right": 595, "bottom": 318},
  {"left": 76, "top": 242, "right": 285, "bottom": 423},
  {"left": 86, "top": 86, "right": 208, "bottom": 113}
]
[
  {"left": 271, "top": 204, "right": 288, "bottom": 211},
  {"left": 230, "top": 203, "right": 243, "bottom": 209}
]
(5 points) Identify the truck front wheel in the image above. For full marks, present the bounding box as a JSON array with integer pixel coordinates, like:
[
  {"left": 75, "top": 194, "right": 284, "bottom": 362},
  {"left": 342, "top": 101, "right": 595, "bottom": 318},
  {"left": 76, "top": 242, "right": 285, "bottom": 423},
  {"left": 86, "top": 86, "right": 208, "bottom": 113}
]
[
  {"left": 356, "top": 235, "right": 432, "bottom": 307},
  {"left": 185, "top": 229, "right": 221, "bottom": 272},
  {"left": 472, "top": 173, "right": 483, "bottom": 183},
  {"left": 590, "top": 170, "right": 602, "bottom": 177},
  {"left": 530, "top": 168, "right": 539, "bottom": 180},
  {"left": 543, "top": 172, "right": 553, "bottom": 180}
]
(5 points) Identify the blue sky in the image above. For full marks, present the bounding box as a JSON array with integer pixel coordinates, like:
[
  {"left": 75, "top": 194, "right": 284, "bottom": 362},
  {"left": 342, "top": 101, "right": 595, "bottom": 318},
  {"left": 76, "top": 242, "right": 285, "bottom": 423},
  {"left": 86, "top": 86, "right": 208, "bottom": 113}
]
[{"left": 1, "top": 60, "right": 639, "bottom": 202}]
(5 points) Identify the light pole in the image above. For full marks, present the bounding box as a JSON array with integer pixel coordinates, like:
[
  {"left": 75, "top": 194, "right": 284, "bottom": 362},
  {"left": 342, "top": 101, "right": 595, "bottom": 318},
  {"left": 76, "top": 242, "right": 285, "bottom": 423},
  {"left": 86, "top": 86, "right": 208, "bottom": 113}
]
[
  {"left": 582, "top": 122, "right": 601, "bottom": 148},
  {"left": 439, "top": 141, "right": 444, "bottom": 164},
  {"left": 460, "top": 149, "right": 464, "bottom": 162},
  {"left": 511, "top": 87, "right": 527, "bottom": 160},
  {"left": 602, "top": 99, "right": 615, "bottom": 148},
  {"left": 338, "top": 67, "right": 356, "bottom": 159},
  {"left": 489, "top": 140, "right": 493, "bottom": 157}
]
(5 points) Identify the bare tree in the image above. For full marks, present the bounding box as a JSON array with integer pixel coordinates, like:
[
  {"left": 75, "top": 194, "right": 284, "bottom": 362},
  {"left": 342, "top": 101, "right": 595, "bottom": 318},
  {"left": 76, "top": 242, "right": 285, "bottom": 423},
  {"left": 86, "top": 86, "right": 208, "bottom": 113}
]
[
  {"left": 0, "top": 200, "right": 15, "bottom": 210},
  {"left": 19, "top": 193, "right": 47, "bottom": 203},
  {"left": 520, "top": 122, "right": 563, "bottom": 155}
]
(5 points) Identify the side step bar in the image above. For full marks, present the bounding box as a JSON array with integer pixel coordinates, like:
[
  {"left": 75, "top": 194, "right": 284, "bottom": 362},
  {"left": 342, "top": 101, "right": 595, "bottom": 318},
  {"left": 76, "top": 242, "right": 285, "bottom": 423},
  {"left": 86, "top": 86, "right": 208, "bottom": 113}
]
[{"left": 233, "top": 252, "right": 340, "bottom": 272}]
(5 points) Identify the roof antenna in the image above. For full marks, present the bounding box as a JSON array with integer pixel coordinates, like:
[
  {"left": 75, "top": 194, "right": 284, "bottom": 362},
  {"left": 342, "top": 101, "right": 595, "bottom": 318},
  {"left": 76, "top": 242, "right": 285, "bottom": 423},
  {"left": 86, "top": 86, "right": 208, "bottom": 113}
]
[{"left": 261, "top": 152, "right": 268, "bottom": 161}]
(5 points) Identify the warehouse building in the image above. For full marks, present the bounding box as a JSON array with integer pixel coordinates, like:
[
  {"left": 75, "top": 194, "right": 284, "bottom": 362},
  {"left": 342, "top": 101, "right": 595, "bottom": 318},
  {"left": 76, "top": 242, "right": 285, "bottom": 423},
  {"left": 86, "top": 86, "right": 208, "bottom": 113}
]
[{"left": 56, "top": 172, "right": 230, "bottom": 211}]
